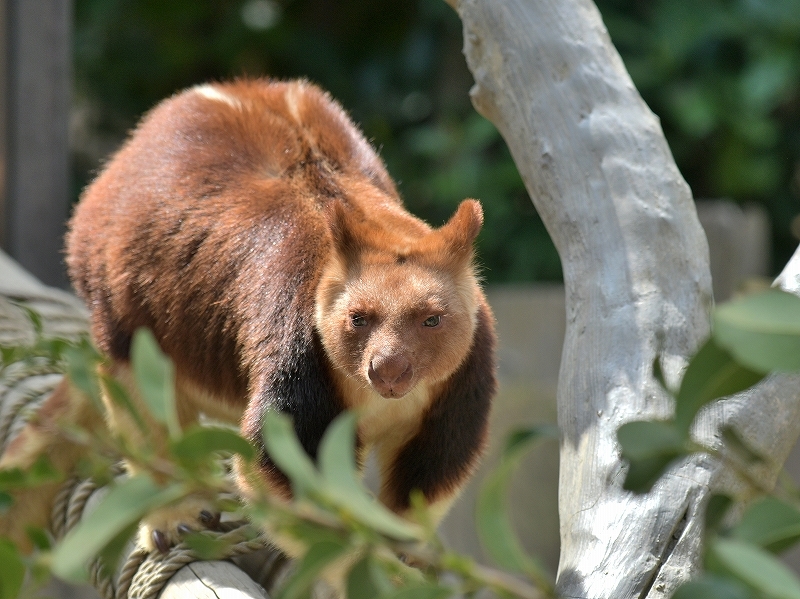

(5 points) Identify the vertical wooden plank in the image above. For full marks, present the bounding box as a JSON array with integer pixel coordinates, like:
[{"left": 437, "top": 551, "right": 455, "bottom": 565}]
[{"left": 5, "top": 0, "right": 71, "bottom": 288}]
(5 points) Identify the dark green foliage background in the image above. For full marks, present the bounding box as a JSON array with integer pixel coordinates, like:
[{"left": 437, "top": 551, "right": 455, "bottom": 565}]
[{"left": 73, "top": 0, "right": 800, "bottom": 283}]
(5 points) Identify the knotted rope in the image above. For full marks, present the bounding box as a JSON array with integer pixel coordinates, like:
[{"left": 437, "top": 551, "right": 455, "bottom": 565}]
[
  {"left": 49, "top": 470, "right": 280, "bottom": 599},
  {"left": 48, "top": 471, "right": 283, "bottom": 599},
  {"left": 1, "top": 289, "right": 288, "bottom": 599}
]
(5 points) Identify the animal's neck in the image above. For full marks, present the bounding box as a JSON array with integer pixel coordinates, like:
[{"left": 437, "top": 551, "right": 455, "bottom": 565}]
[{"left": 330, "top": 365, "right": 434, "bottom": 449}]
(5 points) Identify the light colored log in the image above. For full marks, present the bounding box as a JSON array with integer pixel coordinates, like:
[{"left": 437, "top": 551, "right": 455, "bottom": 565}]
[
  {"left": 158, "top": 562, "right": 268, "bottom": 599},
  {"left": 448, "top": 0, "right": 800, "bottom": 598}
]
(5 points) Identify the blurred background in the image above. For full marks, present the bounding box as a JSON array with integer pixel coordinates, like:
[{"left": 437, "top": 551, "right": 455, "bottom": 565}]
[
  {"left": 67, "top": 0, "right": 800, "bottom": 286},
  {"left": 2, "top": 0, "right": 799, "bottom": 287},
  {"left": 67, "top": 0, "right": 560, "bottom": 285},
  {"left": 1, "top": 0, "right": 800, "bottom": 587},
  {"left": 70, "top": 0, "right": 800, "bottom": 284}
]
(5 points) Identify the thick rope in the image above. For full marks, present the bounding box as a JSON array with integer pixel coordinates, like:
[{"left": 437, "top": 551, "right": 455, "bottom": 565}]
[
  {"left": 42, "top": 431, "right": 286, "bottom": 599},
  {"left": 1, "top": 290, "right": 287, "bottom": 599},
  {"left": 2, "top": 374, "right": 283, "bottom": 599},
  {"left": 122, "top": 524, "right": 276, "bottom": 599}
]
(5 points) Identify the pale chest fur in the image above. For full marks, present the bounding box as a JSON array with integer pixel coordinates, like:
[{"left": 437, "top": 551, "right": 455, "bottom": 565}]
[{"left": 330, "top": 366, "right": 438, "bottom": 454}]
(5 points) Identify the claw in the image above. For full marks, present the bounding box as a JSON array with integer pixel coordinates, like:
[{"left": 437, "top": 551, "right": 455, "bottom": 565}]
[
  {"left": 177, "top": 524, "right": 194, "bottom": 536},
  {"left": 199, "top": 510, "right": 221, "bottom": 529},
  {"left": 152, "top": 529, "right": 169, "bottom": 553}
]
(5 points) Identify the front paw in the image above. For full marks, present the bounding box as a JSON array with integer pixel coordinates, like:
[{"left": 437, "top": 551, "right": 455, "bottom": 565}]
[{"left": 137, "top": 497, "right": 221, "bottom": 553}]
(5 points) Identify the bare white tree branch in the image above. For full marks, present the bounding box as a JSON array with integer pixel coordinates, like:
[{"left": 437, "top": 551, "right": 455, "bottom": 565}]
[{"left": 449, "top": 0, "right": 800, "bottom": 597}]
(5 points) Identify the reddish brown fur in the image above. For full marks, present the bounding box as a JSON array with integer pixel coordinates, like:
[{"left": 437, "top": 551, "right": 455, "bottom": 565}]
[{"left": 15, "top": 79, "right": 497, "bottom": 549}]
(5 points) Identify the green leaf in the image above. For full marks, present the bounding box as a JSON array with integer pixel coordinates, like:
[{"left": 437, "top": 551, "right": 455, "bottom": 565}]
[
  {"left": 65, "top": 343, "right": 102, "bottom": 403},
  {"left": 617, "top": 420, "right": 685, "bottom": 460},
  {"left": 0, "top": 456, "right": 60, "bottom": 490},
  {"left": 279, "top": 519, "right": 348, "bottom": 548},
  {"left": 26, "top": 526, "right": 51, "bottom": 551},
  {"left": 714, "top": 289, "right": 800, "bottom": 373},
  {"left": 36, "top": 337, "right": 71, "bottom": 362},
  {"left": 675, "top": 338, "right": 764, "bottom": 433},
  {"left": 130, "top": 328, "right": 180, "bottom": 437},
  {"left": 0, "top": 493, "right": 11, "bottom": 514},
  {"left": 346, "top": 496, "right": 420, "bottom": 541},
  {"left": 618, "top": 420, "right": 688, "bottom": 492},
  {"left": 29, "top": 454, "right": 60, "bottom": 482},
  {"left": 709, "top": 537, "right": 800, "bottom": 599},
  {"left": 13, "top": 303, "right": 43, "bottom": 337},
  {"left": 652, "top": 355, "right": 672, "bottom": 394},
  {"left": 318, "top": 412, "right": 419, "bottom": 541},
  {"left": 171, "top": 426, "right": 255, "bottom": 465},
  {"left": 0, "top": 539, "right": 25, "bottom": 599},
  {"left": 262, "top": 411, "right": 321, "bottom": 498},
  {"left": 96, "top": 520, "right": 139, "bottom": 579},
  {"left": 0, "top": 346, "right": 17, "bottom": 367},
  {"left": 346, "top": 554, "right": 395, "bottom": 599},
  {"left": 51, "top": 475, "right": 184, "bottom": 582},
  {"left": 0, "top": 469, "right": 26, "bottom": 490},
  {"left": 318, "top": 412, "right": 361, "bottom": 495},
  {"left": 732, "top": 497, "right": 800, "bottom": 554},
  {"left": 182, "top": 532, "right": 231, "bottom": 560},
  {"left": 623, "top": 453, "right": 683, "bottom": 493},
  {"left": 274, "top": 540, "right": 348, "bottom": 599},
  {"left": 672, "top": 574, "right": 757, "bottom": 599},
  {"left": 476, "top": 425, "right": 555, "bottom": 589},
  {"left": 503, "top": 424, "right": 559, "bottom": 455},
  {"left": 705, "top": 494, "right": 734, "bottom": 534},
  {"left": 99, "top": 373, "right": 147, "bottom": 434}
]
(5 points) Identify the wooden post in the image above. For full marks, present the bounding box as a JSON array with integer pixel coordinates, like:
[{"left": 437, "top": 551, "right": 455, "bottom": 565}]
[{"left": 3, "top": 0, "right": 71, "bottom": 288}]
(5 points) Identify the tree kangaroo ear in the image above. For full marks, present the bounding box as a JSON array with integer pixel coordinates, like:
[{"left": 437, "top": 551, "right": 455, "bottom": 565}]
[
  {"left": 428, "top": 199, "right": 484, "bottom": 270},
  {"left": 440, "top": 199, "right": 484, "bottom": 249}
]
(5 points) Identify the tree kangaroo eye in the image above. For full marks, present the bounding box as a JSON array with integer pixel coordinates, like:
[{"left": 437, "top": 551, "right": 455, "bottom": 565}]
[
  {"left": 423, "top": 315, "right": 441, "bottom": 327},
  {"left": 351, "top": 314, "right": 368, "bottom": 327}
]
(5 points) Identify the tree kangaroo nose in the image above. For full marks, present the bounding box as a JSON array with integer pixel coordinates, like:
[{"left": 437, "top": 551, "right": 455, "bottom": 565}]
[{"left": 368, "top": 355, "right": 412, "bottom": 395}]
